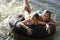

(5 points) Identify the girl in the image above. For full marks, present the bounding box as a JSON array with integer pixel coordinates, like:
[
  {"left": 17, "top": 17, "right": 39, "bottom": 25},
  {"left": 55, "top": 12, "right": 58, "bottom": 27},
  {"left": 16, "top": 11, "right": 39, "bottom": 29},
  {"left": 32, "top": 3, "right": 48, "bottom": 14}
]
[
  {"left": 38, "top": 10, "right": 57, "bottom": 26},
  {"left": 19, "top": 13, "right": 39, "bottom": 36},
  {"left": 38, "top": 10, "right": 58, "bottom": 34}
]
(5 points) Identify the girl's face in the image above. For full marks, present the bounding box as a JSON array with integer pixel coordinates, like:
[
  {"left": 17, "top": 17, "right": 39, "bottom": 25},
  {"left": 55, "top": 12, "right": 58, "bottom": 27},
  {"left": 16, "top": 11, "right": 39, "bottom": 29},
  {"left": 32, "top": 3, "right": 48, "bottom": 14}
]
[
  {"left": 31, "top": 16, "right": 38, "bottom": 24},
  {"left": 42, "top": 13, "right": 50, "bottom": 21}
]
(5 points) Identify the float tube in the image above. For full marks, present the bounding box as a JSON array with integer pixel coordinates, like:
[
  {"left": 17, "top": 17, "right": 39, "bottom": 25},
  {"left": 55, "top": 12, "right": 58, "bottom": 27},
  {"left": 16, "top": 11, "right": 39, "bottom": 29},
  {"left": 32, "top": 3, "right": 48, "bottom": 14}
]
[{"left": 9, "top": 14, "right": 56, "bottom": 38}]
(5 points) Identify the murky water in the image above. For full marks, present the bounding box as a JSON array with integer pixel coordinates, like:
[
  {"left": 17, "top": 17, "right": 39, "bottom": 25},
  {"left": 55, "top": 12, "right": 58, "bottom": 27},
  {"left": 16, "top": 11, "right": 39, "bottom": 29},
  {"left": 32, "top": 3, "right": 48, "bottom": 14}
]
[{"left": 0, "top": 0, "right": 60, "bottom": 40}]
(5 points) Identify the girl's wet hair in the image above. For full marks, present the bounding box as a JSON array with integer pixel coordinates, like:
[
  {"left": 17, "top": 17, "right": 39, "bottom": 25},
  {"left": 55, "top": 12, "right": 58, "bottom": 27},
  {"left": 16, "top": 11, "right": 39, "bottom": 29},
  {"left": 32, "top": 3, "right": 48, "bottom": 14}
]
[
  {"left": 43, "top": 10, "right": 51, "bottom": 16},
  {"left": 33, "top": 13, "right": 39, "bottom": 19},
  {"left": 46, "top": 10, "right": 51, "bottom": 14}
]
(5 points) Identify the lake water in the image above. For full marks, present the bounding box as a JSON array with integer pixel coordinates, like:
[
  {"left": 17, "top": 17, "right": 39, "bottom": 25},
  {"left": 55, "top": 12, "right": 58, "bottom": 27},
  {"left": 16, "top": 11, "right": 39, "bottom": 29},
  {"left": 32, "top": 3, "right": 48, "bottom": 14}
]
[{"left": 0, "top": 0, "right": 60, "bottom": 40}]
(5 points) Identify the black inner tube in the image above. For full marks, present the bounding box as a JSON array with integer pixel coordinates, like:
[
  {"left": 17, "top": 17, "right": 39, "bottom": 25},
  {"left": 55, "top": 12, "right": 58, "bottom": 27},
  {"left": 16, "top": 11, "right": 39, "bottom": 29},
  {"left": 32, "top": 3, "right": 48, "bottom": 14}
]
[{"left": 9, "top": 14, "right": 56, "bottom": 38}]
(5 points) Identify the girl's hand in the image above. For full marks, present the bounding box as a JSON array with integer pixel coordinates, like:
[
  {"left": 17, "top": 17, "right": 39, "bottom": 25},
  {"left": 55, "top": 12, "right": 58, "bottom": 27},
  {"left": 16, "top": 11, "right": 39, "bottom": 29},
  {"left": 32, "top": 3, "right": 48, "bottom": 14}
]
[
  {"left": 46, "top": 24, "right": 50, "bottom": 34},
  {"left": 27, "top": 28, "right": 32, "bottom": 36}
]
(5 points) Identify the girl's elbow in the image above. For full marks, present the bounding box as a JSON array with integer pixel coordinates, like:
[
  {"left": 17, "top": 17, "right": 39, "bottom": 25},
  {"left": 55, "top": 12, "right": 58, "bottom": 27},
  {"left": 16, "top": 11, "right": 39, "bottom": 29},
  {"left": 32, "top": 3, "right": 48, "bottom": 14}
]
[{"left": 20, "top": 22, "right": 23, "bottom": 25}]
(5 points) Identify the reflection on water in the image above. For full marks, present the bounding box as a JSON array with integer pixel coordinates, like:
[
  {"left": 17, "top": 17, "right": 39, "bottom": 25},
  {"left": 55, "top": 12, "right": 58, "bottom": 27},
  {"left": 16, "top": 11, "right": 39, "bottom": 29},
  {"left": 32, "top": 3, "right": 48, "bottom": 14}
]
[{"left": 0, "top": 0, "right": 60, "bottom": 40}]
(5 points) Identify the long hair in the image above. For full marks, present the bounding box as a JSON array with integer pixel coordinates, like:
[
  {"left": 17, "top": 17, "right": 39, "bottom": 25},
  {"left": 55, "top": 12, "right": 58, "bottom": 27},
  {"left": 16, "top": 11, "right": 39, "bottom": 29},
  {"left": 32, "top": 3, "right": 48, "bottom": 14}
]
[{"left": 43, "top": 10, "right": 51, "bottom": 19}]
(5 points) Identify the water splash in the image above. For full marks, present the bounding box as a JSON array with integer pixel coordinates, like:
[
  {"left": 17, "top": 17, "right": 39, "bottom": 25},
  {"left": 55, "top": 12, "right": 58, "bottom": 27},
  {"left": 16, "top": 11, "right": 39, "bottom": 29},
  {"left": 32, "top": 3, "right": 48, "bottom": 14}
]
[
  {"left": 0, "top": 0, "right": 24, "bottom": 40},
  {"left": 0, "top": 0, "right": 60, "bottom": 40}
]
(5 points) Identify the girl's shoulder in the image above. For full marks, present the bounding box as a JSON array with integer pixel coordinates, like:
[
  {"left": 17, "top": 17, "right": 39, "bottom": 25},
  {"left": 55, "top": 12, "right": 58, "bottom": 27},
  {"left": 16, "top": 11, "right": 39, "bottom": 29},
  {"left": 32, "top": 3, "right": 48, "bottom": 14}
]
[{"left": 38, "top": 14, "right": 42, "bottom": 20}]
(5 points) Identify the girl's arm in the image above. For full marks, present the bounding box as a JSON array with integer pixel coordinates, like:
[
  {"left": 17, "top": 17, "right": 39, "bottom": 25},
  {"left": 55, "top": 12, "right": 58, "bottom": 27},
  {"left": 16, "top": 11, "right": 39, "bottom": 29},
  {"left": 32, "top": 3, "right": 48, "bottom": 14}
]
[
  {"left": 48, "top": 19, "right": 58, "bottom": 26},
  {"left": 38, "top": 21, "right": 47, "bottom": 25},
  {"left": 19, "top": 18, "right": 29, "bottom": 30},
  {"left": 19, "top": 18, "right": 32, "bottom": 35},
  {"left": 38, "top": 16, "right": 47, "bottom": 25}
]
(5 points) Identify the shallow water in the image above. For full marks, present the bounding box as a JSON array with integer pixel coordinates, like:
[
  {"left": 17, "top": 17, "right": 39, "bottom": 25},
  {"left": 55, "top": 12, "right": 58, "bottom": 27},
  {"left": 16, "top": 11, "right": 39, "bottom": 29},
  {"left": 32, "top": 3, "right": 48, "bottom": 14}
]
[{"left": 0, "top": 0, "right": 60, "bottom": 40}]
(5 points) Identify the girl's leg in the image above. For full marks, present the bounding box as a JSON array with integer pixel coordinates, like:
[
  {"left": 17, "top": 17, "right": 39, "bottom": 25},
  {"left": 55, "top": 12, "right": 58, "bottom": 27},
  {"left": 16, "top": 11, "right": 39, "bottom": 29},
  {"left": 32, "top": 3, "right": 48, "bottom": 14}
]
[{"left": 24, "top": 0, "right": 31, "bottom": 14}]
